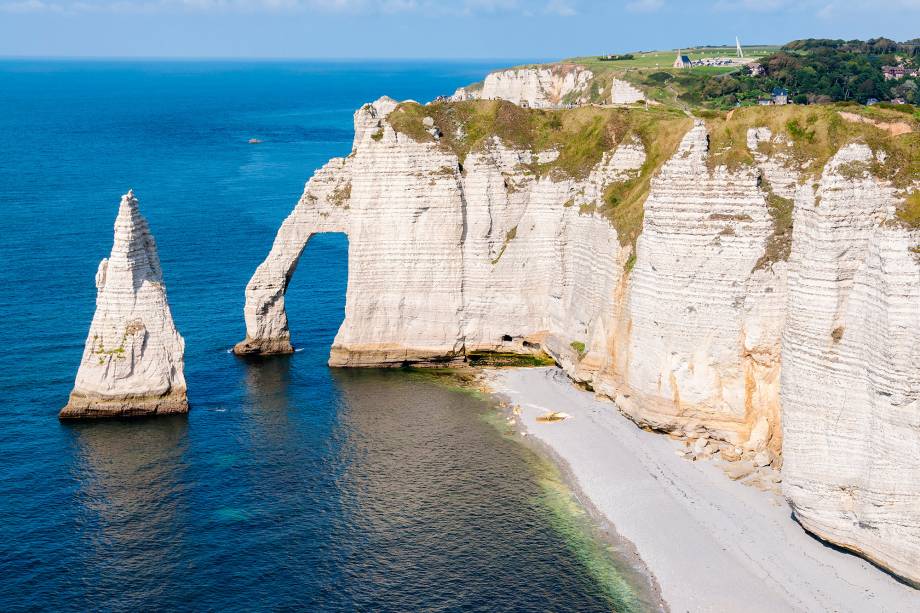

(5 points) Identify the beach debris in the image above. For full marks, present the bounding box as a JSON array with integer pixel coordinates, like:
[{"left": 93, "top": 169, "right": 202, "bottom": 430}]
[
  {"left": 692, "top": 437, "right": 709, "bottom": 454},
  {"left": 753, "top": 450, "right": 772, "bottom": 468},
  {"left": 536, "top": 411, "right": 572, "bottom": 423},
  {"left": 726, "top": 461, "right": 756, "bottom": 481},
  {"left": 719, "top": 445, "right": 744, "bottom": 462}
]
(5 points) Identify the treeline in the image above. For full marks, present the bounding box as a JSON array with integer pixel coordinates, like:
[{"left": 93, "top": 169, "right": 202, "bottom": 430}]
[
  {"left": 693, "top": 38, "right": 920, "bottom": 107},
  {"left": 783, "top": 38, "right": 920, "bottom": 57}
]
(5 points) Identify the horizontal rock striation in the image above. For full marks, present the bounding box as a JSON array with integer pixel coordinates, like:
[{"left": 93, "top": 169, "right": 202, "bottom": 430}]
[
  {"left": 594, "top": 122, "right": 786, "bottom": 457},
  {"left": 780, "top": 144, "right": 920, "bottom": 585},
  {"left": 61, "top": 191, "right": 187, "bottom": 419},
  {"left": 239, "top": 100, "right": 919, "bottom": 583}
]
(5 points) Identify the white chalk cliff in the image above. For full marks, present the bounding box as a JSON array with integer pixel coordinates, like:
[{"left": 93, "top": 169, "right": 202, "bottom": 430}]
[
  {"left": 610, "top": 79, "right": 645, "bottom": 104},
  {"left": 237, "top": 99, "right": 920, "bottom": 585},
  {"left": 780, "top": 144, "right": 920, "bottom": 584},
  {"left": 451, "top": 64, "right": 595, "bottom": 107},
  {"left": 451, "top": 67, "right": 649, "bottom": 107},
  {"left": 62, "top": 191, "right": 187, "bottom": 419}
]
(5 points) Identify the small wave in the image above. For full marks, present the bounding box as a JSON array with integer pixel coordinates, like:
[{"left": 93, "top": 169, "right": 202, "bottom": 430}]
[{"left": 294, "top": 347, "right": 305, "bottom": 353}]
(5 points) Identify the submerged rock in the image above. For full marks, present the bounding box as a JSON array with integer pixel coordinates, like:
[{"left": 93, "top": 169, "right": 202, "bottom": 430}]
[{"left": 60, "top": 190, "right": 187, "bottom": 419}]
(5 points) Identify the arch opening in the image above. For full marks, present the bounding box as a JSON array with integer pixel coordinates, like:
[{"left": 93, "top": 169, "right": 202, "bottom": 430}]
[
  {"left": 283, "top": 232, "right": 349, "bottom": 360},
  {"left": 234, "top": 222, "right": 349, "bottom": 357}
]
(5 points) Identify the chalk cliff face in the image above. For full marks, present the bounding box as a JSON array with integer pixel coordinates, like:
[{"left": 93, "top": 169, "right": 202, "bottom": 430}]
[
  {"left": 61, "top": 191, "right": 187, "bottom": 419},
  {"left": 780, "top": 144, "right": 920, "bottom": 584},
  {"left": 452, "top": 65, "right": 595, "bottom": 107},
  {"left": 238, "top": 99, "right": 919, "bottom": 583},
  {"left": 593, "top": 122, "right": 787, "bottom": 458},
  {"left": 236, "top": 98, "right": 641, "bottom": 362},
  {"left": 451, "top": 68, "right": 646, "bottom": 107},
  {"left": 610, "top": 79, "right": 645, "bottom": 105}
]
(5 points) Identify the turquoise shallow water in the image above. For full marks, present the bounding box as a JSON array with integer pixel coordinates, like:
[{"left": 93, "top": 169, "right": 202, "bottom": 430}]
[{"left": 0, "top": 60, "right": 645, "bottom": 611}]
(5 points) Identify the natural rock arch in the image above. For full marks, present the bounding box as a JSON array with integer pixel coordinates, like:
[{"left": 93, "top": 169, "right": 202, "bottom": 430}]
[
  {"left": 233, "top": 163, "right": 350, "bottom": 356},
  {"left": 234, "top": 98, "right": 398, "bottom": 357},
  {"left": 235, "top": 96, "right": 920, "bottom": 587}
]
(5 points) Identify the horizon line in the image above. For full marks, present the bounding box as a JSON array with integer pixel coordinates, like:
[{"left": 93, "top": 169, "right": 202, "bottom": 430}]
[
  {"left": 0, "top": 55, "right": 556, "bottom": 62},
  {"left": 0, "top": 44, "right": 786, "bottom": 62}
]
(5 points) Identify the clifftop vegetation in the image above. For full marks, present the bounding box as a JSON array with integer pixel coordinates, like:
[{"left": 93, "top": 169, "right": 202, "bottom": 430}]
[
  {"left": 704, "top": 104, "right": 919, "bottom": 232},
  {"left": 685, "top": 38, "right": 920, "bottom": 108},
  {"left": 387, "top": 99, "right": 690, "bottom": 180},
  {"left": 386, "top": 100, "right": 693, "bottom": 247},
  {"left": 703, "top": 104, "right": 918, "bottom": 186}
]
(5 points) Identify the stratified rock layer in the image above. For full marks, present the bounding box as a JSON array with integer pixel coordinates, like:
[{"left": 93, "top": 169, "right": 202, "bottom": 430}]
[
  {"left": 780, "top": 144, "right": 920, "bottom": 584},
  {"left": 594, "top": 122, "right": 786, "bottom": 456},
  {"left": 239, "top": 101, "right": 919, "bottom": 584},
  {"left": 61, "top": 191, "right": 187, "bottom": 419}
]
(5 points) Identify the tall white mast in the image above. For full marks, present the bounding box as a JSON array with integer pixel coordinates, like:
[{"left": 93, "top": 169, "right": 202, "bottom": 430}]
[{"left": 736, "top": 36, "right": 744, "bottom": 58}]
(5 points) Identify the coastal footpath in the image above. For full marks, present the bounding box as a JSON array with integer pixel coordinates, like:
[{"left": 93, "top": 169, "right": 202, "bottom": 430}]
[
  {"left": 236, "top": 86, "right": 919, "bottom": 587},
  {"left": 61, "top": 191, "right": 187, "bottom": 419}
]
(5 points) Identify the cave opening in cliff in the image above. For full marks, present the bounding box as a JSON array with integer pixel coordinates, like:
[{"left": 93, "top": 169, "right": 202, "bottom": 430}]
[{"left": 283, "top": 232, "right": 349, "bottom": 358}]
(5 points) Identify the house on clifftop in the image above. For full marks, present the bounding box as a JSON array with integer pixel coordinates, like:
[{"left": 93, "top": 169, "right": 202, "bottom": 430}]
[
  {"left": 673, "top": 50, "right": 692, "bottom": 69},
  {"left": 772, "top": 87, "right": 789, "bottom": 105}
]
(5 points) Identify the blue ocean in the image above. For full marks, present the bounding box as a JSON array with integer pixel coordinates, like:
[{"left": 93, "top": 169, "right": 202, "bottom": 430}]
[{"left": 0, "top": 60, "right": 650, "bottom": 611}]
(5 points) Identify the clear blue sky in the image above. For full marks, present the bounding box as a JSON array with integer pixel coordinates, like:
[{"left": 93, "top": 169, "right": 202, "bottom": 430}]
[{"left": 1, "top": 0, "right": 918, "bottom": 59}]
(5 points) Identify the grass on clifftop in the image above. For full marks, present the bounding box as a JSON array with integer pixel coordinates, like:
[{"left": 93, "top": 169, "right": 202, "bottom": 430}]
[
  {"left": 567, "top": 47, "right": 778, "bottom": 71},
  {"left": 389, "top": 99, "right": 630, "bottom": 179},
  {"left": 596, "top": 111, "right": 693, "bottom": 248},
  {"left": 389, "top": 100, "right": 686, "bottom": 178},
  {"left": 703, "top": 104, "right": 919, "bottom": 186},
  {"left": 702, "top": 104, "right": 919, "bottom": 229},
  {"left": 899, "top": 190, "right": 920, "bottom": 227},
  {"left": 387, "top": 100, "right": 692, "bottom": 247}
]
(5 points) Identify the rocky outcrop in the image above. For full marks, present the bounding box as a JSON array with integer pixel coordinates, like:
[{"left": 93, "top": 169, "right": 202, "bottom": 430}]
[
  {"left": 611, "top": 79, "right": 644, "bottom": 105},
  {"left": 452, "top": 64, "right": 594, "bottom": 107},
  {"left": 61, "top": 191, "right": 187, "bottom": 419},
  {"left": 238, "top": 101, "right": 919, "bottom": 583}
]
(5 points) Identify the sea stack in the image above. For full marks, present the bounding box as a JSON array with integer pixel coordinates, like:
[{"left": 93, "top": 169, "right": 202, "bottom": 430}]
[{"left": 60, "top": 190, "right": 187, "bottom": 419}]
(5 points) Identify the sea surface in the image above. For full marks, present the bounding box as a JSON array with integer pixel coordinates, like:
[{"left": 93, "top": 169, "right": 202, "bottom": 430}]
[{"left": 0, "top": 60, "right": 650, "bottom": 611}]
